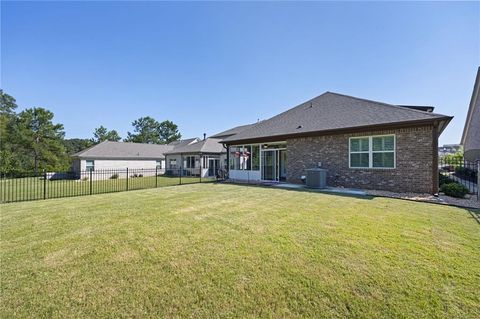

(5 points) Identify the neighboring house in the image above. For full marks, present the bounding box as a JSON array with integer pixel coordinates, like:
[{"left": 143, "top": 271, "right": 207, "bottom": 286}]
[
  {"left": 223, "top": 92, "right": 452, "bottom": 194},
  {"left": 71, "top": 138, "right": 199, "bottom": 177},
  {"left": 438, "top": 144, "right": 462, "bottom": 157},
  {"left": 461, "top": 67, "right": 480, "bottom": 162},
  {"left": 164, "top": 138, "right": 227, "bottom": 177}
]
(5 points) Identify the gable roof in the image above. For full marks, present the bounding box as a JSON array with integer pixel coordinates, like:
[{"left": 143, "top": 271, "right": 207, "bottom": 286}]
[
  {"left": 168, "top": 137, "right": 199, "bottom": 147},
  {"left": 210, "top": 123, "right": 259, "bottom": 140},
  {"left": 164, "top": 138, "right": 226, "bottom": 155},
  {"left": 223, "top": 92, "right": 452, "bottom": 144},
  {"left": 461, "top": 67, "right": 480, "bottom": 161},
  {"left": 72, "top": 141, "right": 174, "bottom": 159}
]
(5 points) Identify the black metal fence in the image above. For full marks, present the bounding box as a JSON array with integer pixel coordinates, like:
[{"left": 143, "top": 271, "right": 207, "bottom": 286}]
[
  {"left": 0, "top": 167, "right": 224, "bottom": 204},
  {"left": 439, "top": 157, "right": 478, "bottom": 196}
]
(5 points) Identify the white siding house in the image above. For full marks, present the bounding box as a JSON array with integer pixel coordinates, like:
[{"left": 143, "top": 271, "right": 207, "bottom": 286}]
[{"left": 71, "top": 139, "right": 199, "bottom": 179}]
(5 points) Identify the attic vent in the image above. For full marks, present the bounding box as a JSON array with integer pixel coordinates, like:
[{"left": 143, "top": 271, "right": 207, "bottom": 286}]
[{"left": 296, "top": 125, "right": 303, "bottom": 129}]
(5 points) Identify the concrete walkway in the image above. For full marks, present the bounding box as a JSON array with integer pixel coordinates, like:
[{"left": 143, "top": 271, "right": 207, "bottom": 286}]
[{"left": 270, "top": 182, "right": 368, "bottom": 196}]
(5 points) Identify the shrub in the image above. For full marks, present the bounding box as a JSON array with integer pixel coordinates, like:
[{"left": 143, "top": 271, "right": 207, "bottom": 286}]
[
  {"left": 440, "top": 183, "right": 469, "bottom": 198},
  {"left": 439, "top": 173, "right": 454, "bottom": 186},
  {"left": 110, "top": 173, "right": 119, "bottom": 179},
  {"left": 81, "top": 177, "right": 88, "bottom": 181}
]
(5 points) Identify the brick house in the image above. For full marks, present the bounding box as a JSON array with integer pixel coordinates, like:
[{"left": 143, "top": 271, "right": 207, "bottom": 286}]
[{"left": 222, "top": 92, "right": 452, "bottom": 194}]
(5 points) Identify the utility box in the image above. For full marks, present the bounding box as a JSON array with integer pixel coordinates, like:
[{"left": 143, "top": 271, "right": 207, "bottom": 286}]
[{"left": 305, "top": 168, "right": 327, "bottom": 188}]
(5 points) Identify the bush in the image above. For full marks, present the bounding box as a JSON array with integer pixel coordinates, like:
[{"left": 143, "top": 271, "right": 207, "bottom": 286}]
[
  {"left": 81, "top": 177, "right": 88, "bottom": 181},
  {"left": 110, "top": 173, "right": 119, "bottom": 179},
  {"left": 439, "top": 173, "right": 454, "bottom": 186},
  {"left": 440, "top": 183, "right": 469, "bottom": 198}
]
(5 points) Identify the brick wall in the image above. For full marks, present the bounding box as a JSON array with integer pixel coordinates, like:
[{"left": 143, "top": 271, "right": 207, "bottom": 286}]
[{"left": 286, "top": 125, "right": 435, "bottom": 193}]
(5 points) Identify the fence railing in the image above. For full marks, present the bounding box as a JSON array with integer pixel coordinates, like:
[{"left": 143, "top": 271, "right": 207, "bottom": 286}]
[
  {"left": 439, "top": 157, "right": 478, "bottom": 196},
  {"left": 0, "top": 167, "right": 225, "bottom": 204}
]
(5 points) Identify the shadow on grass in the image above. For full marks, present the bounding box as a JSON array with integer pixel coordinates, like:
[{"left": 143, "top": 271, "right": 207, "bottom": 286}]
[{"left": 467, "top": 209, "right": 480, "bottom": 224}]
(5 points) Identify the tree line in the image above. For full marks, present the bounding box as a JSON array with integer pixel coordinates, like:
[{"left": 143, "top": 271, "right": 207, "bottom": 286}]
[{"left": 0, "top": 90, "right": 181, "bottom": 173}]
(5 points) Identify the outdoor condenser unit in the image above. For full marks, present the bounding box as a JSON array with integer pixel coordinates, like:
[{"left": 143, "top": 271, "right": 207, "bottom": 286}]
[{"left": 305, "top": 168, "right": 327, "bottom": 189}]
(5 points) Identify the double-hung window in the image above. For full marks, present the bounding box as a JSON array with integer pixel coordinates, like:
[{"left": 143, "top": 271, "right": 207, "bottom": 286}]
[
  {"left": 86, "top": 160, "right": 95, "bottom": 171},
  {"left": 349, "top": 135, "right": 395, "bottom": 168}
]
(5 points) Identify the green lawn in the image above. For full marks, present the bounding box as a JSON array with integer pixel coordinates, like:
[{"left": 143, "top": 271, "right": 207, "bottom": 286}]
[
  {"left": 1, "top": 184, "right": 479, "bottom": 318},
  {"left": 0, "top": 175, "right": 214, "bottom": 203}
]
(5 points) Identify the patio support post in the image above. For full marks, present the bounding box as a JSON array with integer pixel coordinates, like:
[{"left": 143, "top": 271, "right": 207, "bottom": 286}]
[
  {"left": 180, "top": 154, "right": 182, "bottom": 185},
  {"left": 225, "top": 145, "right": 229, "bottom": 181}
]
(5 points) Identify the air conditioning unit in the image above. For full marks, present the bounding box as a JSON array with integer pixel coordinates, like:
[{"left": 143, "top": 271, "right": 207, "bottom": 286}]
[{"left": 305, "top": 168, "right": 327, "bottom": 188}]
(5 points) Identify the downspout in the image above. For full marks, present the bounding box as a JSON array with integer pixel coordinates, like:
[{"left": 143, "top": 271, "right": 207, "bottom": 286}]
[{"left": 432, "top": 121, "right": 439, "bottom": 195}]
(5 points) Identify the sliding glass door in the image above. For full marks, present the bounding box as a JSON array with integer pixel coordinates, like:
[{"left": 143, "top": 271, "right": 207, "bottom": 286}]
[
  {"left": 262, "top": 150, "right": 276, "bottom": 181},
  {"left": 261, "top": 149, "right": 287, "bottom": 181}
]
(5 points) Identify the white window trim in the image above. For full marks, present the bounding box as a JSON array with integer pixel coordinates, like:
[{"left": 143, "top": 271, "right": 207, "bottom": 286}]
[
  {"left": 86, "top": 160, "right": 95, "bottom": 171},
  {"left": 349, "top": 134, "right": 396, "bottom": 169}
]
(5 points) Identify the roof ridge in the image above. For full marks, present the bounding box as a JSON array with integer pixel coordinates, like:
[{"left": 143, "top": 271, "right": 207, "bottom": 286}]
[
  {"left": 72, "top": 140, "right": 104, "bottom": 156},
  {"left": 245, "top": 92, "right": 332, "bottom": 126},
  {"left": 325, "top": 91, "right": 442, "bottom": 117}
]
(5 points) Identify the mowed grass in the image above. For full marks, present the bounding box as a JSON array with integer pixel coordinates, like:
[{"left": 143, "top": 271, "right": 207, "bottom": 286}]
[
  {"left": 1, "top": 184, "right": 479, "bottom": 318},
  {"left": 0, "top": 175, "right": 213, "bottom": 203}
]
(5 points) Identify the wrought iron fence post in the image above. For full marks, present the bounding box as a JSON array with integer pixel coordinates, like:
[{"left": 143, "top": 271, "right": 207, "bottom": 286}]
[
  {"left": 155, "top": 166, "right": 158, "bottom": 188},
  {"left": 43, "top": 170, "right": 47, "bottom": 200},
  {"left": 179, "top": 165, "right": 182, "bottom": 185},
  {"left": 126, "top": 168, "right": 129, "bottom": 191},
  {"left": 89, "top": 169, "right": 93, "bottom": 195}
]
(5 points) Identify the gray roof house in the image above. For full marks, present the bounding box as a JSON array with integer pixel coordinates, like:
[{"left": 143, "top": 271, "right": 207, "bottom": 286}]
[
  {"left": 223, "top": 91, "right": 452, "bottom": 194},
  {"left": 461, "top": 67, "right": 480, "bottom": 162},
  {"left": 71, "top": 139, "right": 198, "bottom": 175},
  {"left": 163, "top": 138, "right": 228, "bottom": 178}
]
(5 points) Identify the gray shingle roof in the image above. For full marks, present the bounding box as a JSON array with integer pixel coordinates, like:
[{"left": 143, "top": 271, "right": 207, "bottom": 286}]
[
  {"left": 210, "top": 123, "right": 259, "bottom": 140},
  {"left": 72, "top": 141, "right": 174, "bottom": 159},
  {"left": 168, "top": 138, "right": 199, "bottom": 147},
  {"left": 223, "top": 92, "right": 452, "bottom": 144},
  {"left": 164, "top": 138, "right": 226, "bottom": 155}
]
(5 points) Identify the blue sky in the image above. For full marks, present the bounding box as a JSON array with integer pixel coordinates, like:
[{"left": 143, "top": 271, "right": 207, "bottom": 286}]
[{"left": 1, "top": 1, "right": 479, "bottom": 145}]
